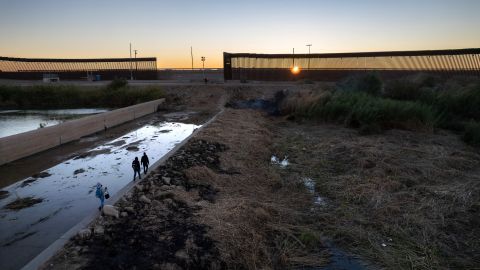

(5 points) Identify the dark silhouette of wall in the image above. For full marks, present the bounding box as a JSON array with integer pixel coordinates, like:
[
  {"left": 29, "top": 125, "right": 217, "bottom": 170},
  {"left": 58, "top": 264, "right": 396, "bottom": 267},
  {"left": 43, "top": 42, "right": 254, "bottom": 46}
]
[{"left": 224, "top": 48, "right": 480, "bottom": 81}]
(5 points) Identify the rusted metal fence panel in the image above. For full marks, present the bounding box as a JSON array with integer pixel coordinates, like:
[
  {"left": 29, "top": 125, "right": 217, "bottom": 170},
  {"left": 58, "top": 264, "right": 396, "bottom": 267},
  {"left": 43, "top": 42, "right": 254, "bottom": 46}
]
[
  {"left": 0, "top": 57, "right": 157, "bottom": 80},
  {"left": 224, "top": 48, "right": 480, "bottom": 81}
]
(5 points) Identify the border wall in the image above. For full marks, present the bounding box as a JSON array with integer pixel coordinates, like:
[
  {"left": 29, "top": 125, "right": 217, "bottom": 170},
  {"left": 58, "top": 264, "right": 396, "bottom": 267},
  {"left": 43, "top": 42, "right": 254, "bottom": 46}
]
[
  {"left": 0, "top": 99, "right": 165, "bottom": 166},
  {"left": 224, "top": 48, "right": 480, "bottom": 81},
  {"left": 0, "top": 56, "right": 158, "bottom": 80}
]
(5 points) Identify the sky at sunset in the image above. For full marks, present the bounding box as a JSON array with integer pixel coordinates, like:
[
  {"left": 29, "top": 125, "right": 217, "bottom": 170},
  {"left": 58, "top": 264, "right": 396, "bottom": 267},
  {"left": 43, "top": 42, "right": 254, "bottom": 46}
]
[{"left": 0, "top": 0, "right": 479, "bottom": 68}]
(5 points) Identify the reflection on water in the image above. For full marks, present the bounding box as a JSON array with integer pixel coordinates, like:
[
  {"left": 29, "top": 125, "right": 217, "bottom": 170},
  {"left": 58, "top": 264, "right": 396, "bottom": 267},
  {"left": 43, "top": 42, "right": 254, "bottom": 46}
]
[
  {"left": 0, "top": 109, "right": 109, "bottom": 138},
  {"left": 0, "top": 121, "right": 200, "bottom": 269},
  {"left": 302, "top": 177, "right": 327, "bottom": 206},
  {"left": 271, "top": 155, "right": 289, "bottom": 168}
]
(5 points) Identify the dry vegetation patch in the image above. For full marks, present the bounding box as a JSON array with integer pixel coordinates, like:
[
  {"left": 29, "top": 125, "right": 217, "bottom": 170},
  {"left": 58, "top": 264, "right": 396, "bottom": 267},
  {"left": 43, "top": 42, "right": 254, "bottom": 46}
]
[
  {"left": 273, "top": 121, "right": 480, "bottom": 269},
  {"left": 191, "top": 109, "right": 330, "bottom": 269}
]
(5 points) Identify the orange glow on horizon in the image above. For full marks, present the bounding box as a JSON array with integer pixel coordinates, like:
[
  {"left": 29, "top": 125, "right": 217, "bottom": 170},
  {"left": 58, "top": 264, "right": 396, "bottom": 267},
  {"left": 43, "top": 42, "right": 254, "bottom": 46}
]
[{"left": 291, "top": 66, "right": 300, "bottom": 74}]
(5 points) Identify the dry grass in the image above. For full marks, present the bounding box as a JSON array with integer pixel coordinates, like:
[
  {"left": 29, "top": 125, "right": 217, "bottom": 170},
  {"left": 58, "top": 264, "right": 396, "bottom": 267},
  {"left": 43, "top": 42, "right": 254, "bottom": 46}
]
[
  {"left": 272, "top": 121, "right": 480, "bottom": 269},
  {"left": 188, "top": 109, "right": 329, "bottom": 269}
]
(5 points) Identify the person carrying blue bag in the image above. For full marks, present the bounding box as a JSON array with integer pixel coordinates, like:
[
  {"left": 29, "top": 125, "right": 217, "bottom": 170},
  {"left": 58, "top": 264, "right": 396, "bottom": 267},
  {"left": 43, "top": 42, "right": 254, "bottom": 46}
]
[{"left": 95, "top": 182, "right": 107, "bottom": 211}]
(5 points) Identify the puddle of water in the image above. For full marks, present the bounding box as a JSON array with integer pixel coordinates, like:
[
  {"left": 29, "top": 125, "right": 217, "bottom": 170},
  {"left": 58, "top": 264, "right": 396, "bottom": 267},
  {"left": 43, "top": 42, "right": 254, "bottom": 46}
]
[
  {"left": 163, "top": 111, "right": 197, "bottom": 121},
  {"left": 0, "top": 108, "right": 109, "bottom": 138},
  {"left": 0, "top": 121, "right": 200, "bottom": 269},
  {"left": 271, "top": 155, "right": 289, "bottom": 168},
  {"left": 320, "top": 245, "right": 366, "bottom": 270},
  {"left": 302, "top": 177, "right": 327, "bottom": 207}
]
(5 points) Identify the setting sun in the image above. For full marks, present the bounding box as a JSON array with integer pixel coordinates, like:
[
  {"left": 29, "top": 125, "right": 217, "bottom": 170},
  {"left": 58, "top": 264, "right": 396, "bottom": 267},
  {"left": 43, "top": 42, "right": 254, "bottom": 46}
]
[{"left": 291, "top": 66, "right": 300, "bottom": 74}]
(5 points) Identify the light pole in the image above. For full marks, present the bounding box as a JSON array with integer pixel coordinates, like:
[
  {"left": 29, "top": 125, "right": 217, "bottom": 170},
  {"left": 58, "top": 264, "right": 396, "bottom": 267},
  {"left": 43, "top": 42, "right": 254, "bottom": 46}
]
[
  {"left": 191, "top": 47, "right": 194, "bottom": 70},
  {"left": 292, "top": 48, "right": 295, "bottom": 67},
  {"left": 134, "top": 49, "right": 138, "bottom": 80},
  {"left": 129, "top": 43, "right": 133, "bottom": 80},
  {"left": 306, "top": 44, "right": 312, "bottom": 70},
  {"left": 201, "top": 56, "right": 206, "bottom": 80}
]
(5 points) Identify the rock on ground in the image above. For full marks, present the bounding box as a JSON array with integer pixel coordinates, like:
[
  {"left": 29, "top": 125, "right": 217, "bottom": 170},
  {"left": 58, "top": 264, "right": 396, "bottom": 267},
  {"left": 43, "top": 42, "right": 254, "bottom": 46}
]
[{"left": 102, "top": 205, "right": 119, "bottom": 218}]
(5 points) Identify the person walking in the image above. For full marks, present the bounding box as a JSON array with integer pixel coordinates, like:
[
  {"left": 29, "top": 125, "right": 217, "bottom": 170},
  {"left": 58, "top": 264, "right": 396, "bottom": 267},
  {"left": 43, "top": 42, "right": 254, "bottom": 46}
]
[
  {"left": 141, "top": 152, "right": 150, "bottom": 174},
  {"left": 95, "top": 182, "right": 105, "bottom": 211},
  {"left": 132, "top": 157, "right": 141, "bottom": 181}
]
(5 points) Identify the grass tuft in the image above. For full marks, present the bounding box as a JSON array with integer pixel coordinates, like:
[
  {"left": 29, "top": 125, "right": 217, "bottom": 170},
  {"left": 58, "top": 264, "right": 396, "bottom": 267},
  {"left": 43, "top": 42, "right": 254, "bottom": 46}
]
[
  {"left": 336, "top": 73, "right": 383, "bottom": 96},
  {"left": 282, "top": 76, "right": 480, "bottom": 146}
]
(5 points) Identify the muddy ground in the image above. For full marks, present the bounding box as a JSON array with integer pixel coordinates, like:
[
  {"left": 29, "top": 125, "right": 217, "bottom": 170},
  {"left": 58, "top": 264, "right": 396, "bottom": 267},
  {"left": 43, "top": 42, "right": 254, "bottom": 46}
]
[{"left": 19, "top": 83, "right": 480, "bottom": 269}]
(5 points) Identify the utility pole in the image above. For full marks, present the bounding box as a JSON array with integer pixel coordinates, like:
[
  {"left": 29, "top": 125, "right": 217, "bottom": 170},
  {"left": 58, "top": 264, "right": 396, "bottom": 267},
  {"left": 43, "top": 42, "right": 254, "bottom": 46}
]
[
  {"left": 292, "top": 48, "right": 295, "bottom": 67},
  {"left": 201, "top": 56, "right": 206, "bottom": 80},
  {"left": 134, "top": 49, "right": 138, "bottom": 80},
  {"left": 306, "top": 44, "right": 312, "bottom": 69},
  {"left": 190, "top": 46, "right": 194, "bottom": 70},
  {"left": 129, "top": 43, "right": 133, "bottom": 80}
]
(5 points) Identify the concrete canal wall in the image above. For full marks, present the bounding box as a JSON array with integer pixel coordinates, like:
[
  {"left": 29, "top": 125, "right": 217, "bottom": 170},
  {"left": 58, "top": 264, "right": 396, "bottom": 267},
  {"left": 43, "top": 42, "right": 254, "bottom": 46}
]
[{"left": 0, "top": 99, "right": 165, "bottom": 166}]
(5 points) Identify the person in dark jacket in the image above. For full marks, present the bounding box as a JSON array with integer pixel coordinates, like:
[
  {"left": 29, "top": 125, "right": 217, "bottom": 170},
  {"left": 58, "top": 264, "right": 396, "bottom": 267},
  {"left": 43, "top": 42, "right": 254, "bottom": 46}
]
[
  {"left": 141, "top": 152, "right": 150, "bottom": 174},
  {"left": 132, "top": 157, "right": 141, "bottom": 181}
]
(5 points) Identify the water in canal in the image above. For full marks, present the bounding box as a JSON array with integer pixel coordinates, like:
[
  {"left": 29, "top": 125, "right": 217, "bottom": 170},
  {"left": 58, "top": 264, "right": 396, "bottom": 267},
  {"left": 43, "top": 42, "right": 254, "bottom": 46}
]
[
  {"left": 0, "top": 121, "right": 200, "bottom": 270},
  {"left": 0, "top": 109, "right": 109, "bottom": 138}
]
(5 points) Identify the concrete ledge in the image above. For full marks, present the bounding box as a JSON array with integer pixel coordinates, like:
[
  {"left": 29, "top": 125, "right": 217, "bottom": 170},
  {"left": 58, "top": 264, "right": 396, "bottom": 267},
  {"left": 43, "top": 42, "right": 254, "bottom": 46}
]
[
  {"left": 0, "top": 99, "right": 165, "bottom": 166},
  {"left": 22, "top": 108, "right": 224, "bottom": 270}
]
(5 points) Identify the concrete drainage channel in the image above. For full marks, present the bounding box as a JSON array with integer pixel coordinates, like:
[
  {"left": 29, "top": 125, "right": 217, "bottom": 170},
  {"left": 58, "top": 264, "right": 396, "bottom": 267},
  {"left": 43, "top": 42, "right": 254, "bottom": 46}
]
[{"left": 13, "top": 109, "right": 224, "bottom": 270}]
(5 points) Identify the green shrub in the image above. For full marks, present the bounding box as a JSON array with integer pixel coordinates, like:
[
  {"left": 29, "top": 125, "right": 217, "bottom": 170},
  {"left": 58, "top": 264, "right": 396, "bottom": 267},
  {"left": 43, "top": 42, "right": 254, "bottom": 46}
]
[
  {"left": 463, "top": 120, "right": 480, "bottom": 146},
  {"left": 383, "top": 74, "right": 440, "bottom": 102},
  {"left": 383, "top": 79, "right": 431, "bottom": 101},
  {"left": 107, "top": 78, "right": 128, "bottom": 90},
  {"left": 410, "top": 73, "right": 440, "bottom": 88},
  {"left": 298, "top": 230, "right": 321, "bottom": 249},
  {"left": 336, "top": 73, "right": 383, "bottom": 96},
  {"left": 434, "top": 83, "right": 480, "bottom": 121},
  {"left": 0, "top": 84, "right": 163, "bottom": 109},
  {"left": 291, "top": 91, "right": 436, "bottom": 133}
]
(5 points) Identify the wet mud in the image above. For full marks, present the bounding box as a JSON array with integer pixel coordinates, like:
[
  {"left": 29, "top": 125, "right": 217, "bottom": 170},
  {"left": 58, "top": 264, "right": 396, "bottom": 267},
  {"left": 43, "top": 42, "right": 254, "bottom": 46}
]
[
  {"left": 4, "top": 197, "right": 44, "bottom": 211},
  {"left": 0, "top": 191, "right": 9, "bottom": 200},
  {"left": 73, "top": 149, "right": 111, "bottom": 160},
  {"left": 31, "top": 172, "right": 52, "bottom": 179},
  {"left": 73, "top": 169, "right": 85, "bottom": 175},
  {"left": 19, "top": 178, "right": 37, "bottom": 188}
]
